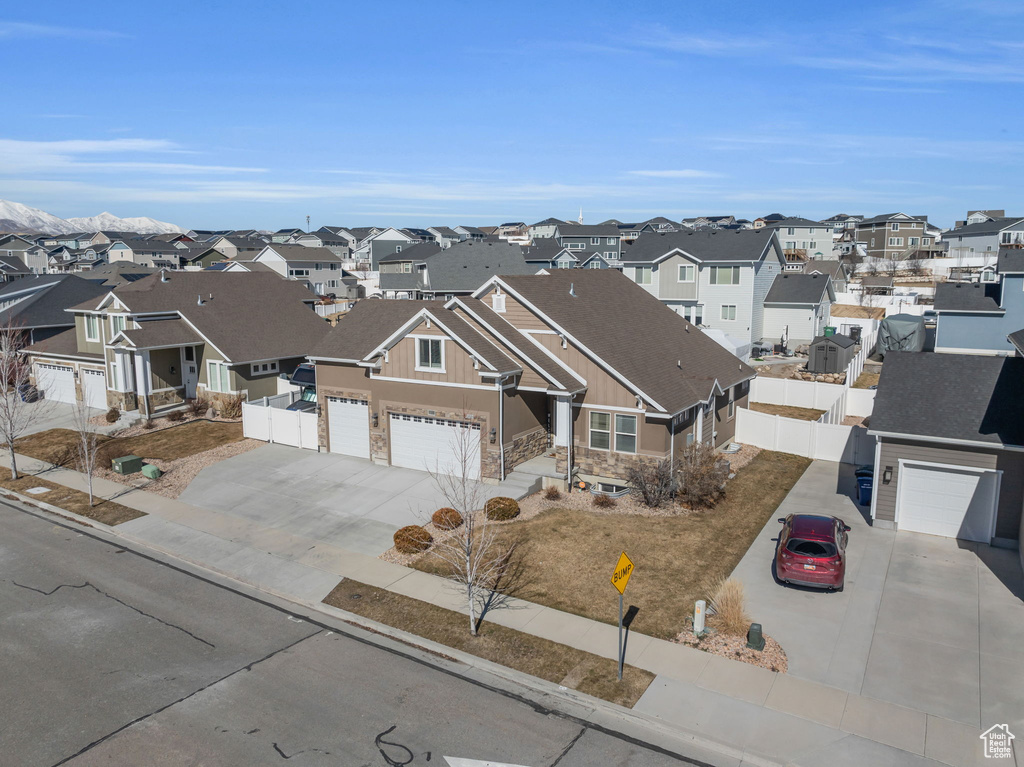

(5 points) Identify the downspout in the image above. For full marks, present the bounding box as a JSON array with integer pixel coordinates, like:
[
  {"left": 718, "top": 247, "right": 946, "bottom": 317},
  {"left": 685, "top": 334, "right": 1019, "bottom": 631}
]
[
  {"left": 566, "top": 393, "right": 574, "bottom": 490},
  {"left": 498, "top": 377, "right": 506, "bottom": 482}
]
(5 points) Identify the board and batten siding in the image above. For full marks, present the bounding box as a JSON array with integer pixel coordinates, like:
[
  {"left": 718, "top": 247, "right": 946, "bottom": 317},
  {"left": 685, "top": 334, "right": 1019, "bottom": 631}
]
[
  {"left": 529, "top": 332, "right": 637, "bottom": 409},
  {"left": 875, "top": 438, "right": 1024, "bottom": 541},
  {"left": 656, "top": 254, "right": 700, "bottom": 301},
  {"left": 477, "top": 289, "right": 549, "bottom": 331},
  {"left": 697, "top": 263, "right": 755, "bottom": 344},
  {"left": 378, "top": 332, "right": 483, "bottom": 385}
]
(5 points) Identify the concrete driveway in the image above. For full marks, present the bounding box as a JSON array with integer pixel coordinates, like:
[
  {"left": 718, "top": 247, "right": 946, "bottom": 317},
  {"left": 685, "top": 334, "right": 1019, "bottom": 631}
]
[
  {"left": 178, "top": 444, "right": 515, "bottom": 556},
  {"left": 16, "top": 398, "right": 127, "bottom": 436},
  {"left": 731, "top": 460, "right": 1024, "bottom": 734}
]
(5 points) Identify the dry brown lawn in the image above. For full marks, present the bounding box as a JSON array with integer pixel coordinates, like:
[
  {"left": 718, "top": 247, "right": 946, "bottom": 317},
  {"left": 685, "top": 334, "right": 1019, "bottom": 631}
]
[
  {"left": 322, "top": 579, "right": 654, "bottom": 707},
  {"left": 852, "top": 371, "right": 880, "bottom": 389},
  {"left": 749, "top": 402, "right": 826, "bottom": 421},
  {"left": 414, "top": 451, "right": 810, "bottom": 640},
  {"left": 0, "top": 474, "right": 144, "bottom": 525},
  {"left": 17, "top": 420, "right": 244, "bottom": 464}
]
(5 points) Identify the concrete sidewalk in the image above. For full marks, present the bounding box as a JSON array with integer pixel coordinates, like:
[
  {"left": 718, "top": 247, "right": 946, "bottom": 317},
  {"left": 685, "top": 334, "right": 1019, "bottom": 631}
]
[{"left": 1, "top": 452, "right": 1004, "bottom": 767}]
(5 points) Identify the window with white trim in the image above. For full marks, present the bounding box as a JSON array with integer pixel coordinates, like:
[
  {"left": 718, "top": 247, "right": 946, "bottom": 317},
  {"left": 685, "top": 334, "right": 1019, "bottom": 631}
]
[
  {"left": 566, "top": 242, "right": 584, "bottom": 249},
  {"left": 605, "top": 251, "right": 618, "bottom": 259},
  {"left": 207, "top": 360, "right": 231, "bottom": 393},
  {"left": 922, "top": 237, "right": 930, "bottom": 245},
  {"left": 888, "top": 237, "right": 903, "bottom": 246},
  {"left": 709, "top": 266, "right": 740, "bottom": 285},
  {"left": 728, "top": 389, "right": 735, "bottom": 419},
  {"left": 250, "top": 361, "right": 279, "bottom": 375},
  {"left": 614, "top": 414, "right": 637, "bottom": 453},
  {"left": 891, "top": 222, "right": 900, "bottom": 231},
  {"left": 416, "top": 338, "right": 444, "bottom": 371},
  {"left": 721, "top": 304, "right": 737, "bottom": 321},
  {"left": 589, "top": 412, "right": 610, "bottom": 450},
  {"left": 677, "top": 264, "right": 695, "bottom": 282},
  {"left": 591, "top": 237, "right": 600, "bottom": 245},
  {"left": 606, "top": 237, "right": 615, "bottom": 245},
  {"left": 588, "top": 260, "right": 602, "bottom": 268},
  {"left": 109, "top": 314, "right": 126, "bottom": 337},
  {"left": 634, "top": 266, "right": 653, "bottom": 285},
  {"left": 85, "top": 314, "right": 100, "bottom": 342}
]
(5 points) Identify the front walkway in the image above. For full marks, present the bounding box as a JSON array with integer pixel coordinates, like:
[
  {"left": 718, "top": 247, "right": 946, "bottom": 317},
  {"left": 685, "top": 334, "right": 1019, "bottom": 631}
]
[
  {"left": 0, "top": 450, "right": 1010, "bottom": 766},
  {"left": 732, "top": 460, "right": 1024, "bottom": 738}
]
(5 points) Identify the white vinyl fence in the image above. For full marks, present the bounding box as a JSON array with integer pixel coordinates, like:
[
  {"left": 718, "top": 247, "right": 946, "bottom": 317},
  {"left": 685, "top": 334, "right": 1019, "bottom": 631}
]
[
  {"left": 739, "top": 330, "right": 878, "bottom": 463},
  {"left": 242, "top": 391, "right": 319, "bottom": 450}
]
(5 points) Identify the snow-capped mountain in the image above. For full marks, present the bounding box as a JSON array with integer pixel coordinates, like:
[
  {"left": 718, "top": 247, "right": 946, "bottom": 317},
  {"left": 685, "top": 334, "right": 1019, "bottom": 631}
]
[{"left": 0, "top": 199, "right": 183, "bottom": 235}]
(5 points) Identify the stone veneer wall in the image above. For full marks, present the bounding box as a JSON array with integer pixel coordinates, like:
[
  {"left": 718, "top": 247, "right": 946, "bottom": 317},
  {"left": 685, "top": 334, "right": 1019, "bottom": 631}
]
[
  {"left": 201, "top": 388, "right": 247, "bottom": 414},
  {"left": 106, "top": 389, "right": 138, "bottom": 411},
  {"left": 503, "top": 427, "right": 549, "bottom": 475},
  {"left": 317, "top": 386, "right": 503, "bottom": 481},
  {"left": 147, "top": 388, "right": 185, "bottom": 412},
  {"left": 556, "top": 445, "right": 666, "bottom": 482}
]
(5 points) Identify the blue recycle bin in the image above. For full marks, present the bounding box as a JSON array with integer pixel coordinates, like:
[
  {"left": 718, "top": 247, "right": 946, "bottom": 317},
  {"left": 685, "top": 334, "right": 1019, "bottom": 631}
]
[{"left": 856, "top": 476, "right": 873, "bottom": 506}]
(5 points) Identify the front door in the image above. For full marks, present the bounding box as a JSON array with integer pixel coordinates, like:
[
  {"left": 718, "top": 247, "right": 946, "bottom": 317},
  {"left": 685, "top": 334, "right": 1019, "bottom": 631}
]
[
  {"left": 182, "top": 346, "right": 198, "bottom": 399},
  {"left": 551, "top": 397, "right": 571, "bottom": 447}
]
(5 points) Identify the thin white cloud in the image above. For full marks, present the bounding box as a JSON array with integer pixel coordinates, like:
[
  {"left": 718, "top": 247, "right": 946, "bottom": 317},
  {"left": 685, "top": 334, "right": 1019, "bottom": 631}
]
[
  {"left": 0, "top": 20, "right": 125, "bottom": 40},
  {"left": 627, "top": 169, "right": 723, "bottom": 179}
]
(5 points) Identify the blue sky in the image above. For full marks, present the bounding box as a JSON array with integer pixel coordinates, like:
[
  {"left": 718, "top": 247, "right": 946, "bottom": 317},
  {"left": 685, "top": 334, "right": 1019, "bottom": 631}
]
[{"left": 1, "top": 0, "right": 1021, "bottom": 229}]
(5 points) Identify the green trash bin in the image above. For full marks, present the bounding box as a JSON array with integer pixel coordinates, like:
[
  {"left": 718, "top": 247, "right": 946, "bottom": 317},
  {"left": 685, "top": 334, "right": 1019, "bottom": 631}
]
[{"left": 823, "top": 326, "right": 836, "bottom": 337}]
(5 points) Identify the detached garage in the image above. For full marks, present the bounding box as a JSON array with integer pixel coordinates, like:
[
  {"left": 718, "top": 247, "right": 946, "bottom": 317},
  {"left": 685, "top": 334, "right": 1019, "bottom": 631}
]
[{"left": 869, "top": 352, "right": 1024, "bottom": 548}]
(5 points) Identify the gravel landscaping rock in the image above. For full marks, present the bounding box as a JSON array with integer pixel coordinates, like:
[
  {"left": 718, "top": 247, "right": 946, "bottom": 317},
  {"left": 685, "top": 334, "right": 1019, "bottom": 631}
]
[{"left": 675, "top": 628, "right": 788, "bottom": 673}]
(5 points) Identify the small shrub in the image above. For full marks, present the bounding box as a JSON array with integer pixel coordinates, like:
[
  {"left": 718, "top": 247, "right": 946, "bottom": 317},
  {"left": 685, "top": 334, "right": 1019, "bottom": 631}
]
[
  {"left": 166, "top": 409, "right": 185, "bottom": 422},
  {"left": 104, "top": 407, "right": 120, "bottom": 424},
  {"left": 393, "top": 525, "right": 433, "bottom": 554},
  {"left": 142, "top": 419, "right": 156, "bottom": 430},
  {"left": 708, "top": 578, "right": 750, "bottom": 637},
  {"left": 592, "top": 493, "right": 616, "bottom": 509},
  {"left": 543, "top": 485, "right": 562, "bottom": 501},
  {"left": 677, "top": 443, "right": 729, "bottom": 510},
  {"left": 187, "top": 398, "right": 208, "bottom": 417},
  {"left": 431, "top": 507, "right": 463, "bottom": 530},
  {"left": 484, "top": 496, "right": 520, "bottom": 521},
  {"left": 627, "top": 458, "right": 677, "bottom": 508},
  {"left": 221, "top": 393, "right": 245, "bottom": 419}
]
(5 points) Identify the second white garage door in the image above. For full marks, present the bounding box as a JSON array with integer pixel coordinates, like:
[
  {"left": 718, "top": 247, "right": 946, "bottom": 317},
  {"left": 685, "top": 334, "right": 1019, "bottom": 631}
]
[
  {"left": 34, "top": 363, "right": 76, "bottom": 404},
  {"left": 81, "top": 369, "right": 107, "bottom": 409},
  {"left": 390, "top": 414, "right": 481, "bottom": 479},
  {"left": 327, "top": 397, "right": 369, "bottom": 459},
  {"left": 897, "top": 463, "right": 998, "bottom": 542}
]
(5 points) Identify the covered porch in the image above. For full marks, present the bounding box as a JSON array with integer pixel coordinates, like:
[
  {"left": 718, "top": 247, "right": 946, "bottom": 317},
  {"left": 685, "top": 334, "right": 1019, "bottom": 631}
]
[{"left": 108, "top": 319, "right": 204, "bottom": 418}]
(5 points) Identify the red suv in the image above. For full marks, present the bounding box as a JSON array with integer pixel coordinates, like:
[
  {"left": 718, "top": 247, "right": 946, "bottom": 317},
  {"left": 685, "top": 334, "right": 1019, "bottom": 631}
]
[{"left": 776, "top": 514, "right": 850, "bottom": 591}]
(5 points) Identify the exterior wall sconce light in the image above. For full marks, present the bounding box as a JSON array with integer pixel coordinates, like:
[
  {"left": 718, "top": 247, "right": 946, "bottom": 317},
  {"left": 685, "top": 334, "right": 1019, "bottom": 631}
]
[
  {"left": 170, "top": 366, "right": 177, "bottom": 376},
  {"left": 883, "top": 466, "right": 893, "bottom": 484},
  {"left": 489, "top": 427, "right": 496, "bottom": 444},
  {"left": 372, "top": 412, "right": 379, "bottom": 428},
  {"left": 315, "top": 404, "right": 322, "bottom": 417}
]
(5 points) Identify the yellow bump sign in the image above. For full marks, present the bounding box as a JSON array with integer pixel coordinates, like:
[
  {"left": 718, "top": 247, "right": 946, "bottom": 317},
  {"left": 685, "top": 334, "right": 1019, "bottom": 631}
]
[{"left": 611, "top": 551, "right": 634, "bottom": 595}]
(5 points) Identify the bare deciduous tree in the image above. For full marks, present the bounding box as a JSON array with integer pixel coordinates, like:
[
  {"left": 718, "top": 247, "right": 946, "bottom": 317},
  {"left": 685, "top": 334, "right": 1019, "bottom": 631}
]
[
  {"left": 424, "top": 419, "right": 528, "bottom": 636},
  {"left": 70, "top": 401, "right": 102, "bottom": 507},
  {"left": 0, "top": 320, "right": 51, "bottom": 480}
]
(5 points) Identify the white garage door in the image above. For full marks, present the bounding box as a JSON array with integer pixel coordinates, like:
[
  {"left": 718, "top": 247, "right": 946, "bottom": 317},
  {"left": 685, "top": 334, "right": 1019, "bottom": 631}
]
[
  {"left": 34, "top": 363, "right": 75, "bottom": 404},
  {"left": 81, "top": 369, "right": 107, "bottom": 409},
  {"left": 327, "top": 397, "right": 369, "bottom": 459},
  {"left": 389, "top": 413, "right": 481, "bottom": 479},
  {"left": 897, "top": 463, "right": 998, "bottom": 542}
]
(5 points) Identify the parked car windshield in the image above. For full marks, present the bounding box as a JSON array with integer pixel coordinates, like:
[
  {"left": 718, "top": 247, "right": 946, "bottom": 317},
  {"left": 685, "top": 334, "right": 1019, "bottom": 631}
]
[
  {"left": 300, "top": 387, "right": 317, "bottom": 403},
  {"left": 786, "top": 539, "right": 837, "bottom": 557}
]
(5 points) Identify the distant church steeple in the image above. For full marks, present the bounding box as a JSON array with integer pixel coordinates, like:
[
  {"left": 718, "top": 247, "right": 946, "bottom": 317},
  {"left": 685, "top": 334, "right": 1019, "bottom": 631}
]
[{"left": 578, "top": 207, "right": 583, "bottom": 225}]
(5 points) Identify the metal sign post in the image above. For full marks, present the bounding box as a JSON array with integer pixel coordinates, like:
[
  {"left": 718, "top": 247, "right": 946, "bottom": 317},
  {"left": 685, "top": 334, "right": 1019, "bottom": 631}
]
[{"left": 610, "top": 551, "right": 634, "bottom": 682}]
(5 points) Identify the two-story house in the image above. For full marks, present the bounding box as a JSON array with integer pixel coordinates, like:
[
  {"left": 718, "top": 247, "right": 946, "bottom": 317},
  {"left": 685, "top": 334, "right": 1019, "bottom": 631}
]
[
  {"left": 25, "top": 272, "right": 329, "bottom": 416},
  {"left": 378, "top": 240, "right": 535, "bottom": 300},
  {"left": 854, "top": 213, "right": 938, "bottom": 260},
  {"left": 528, "top": 218, "right": 574, "bottom": 240},
  {"left": 454, "top": 225, "right": 487, "bottom": 241},
  {"left": 618, "top": 229, "right": 786, "bottom": 350},
  {"left": 210, "top": 235, "right": 267, "bottom": 259},
  {"left": 235, "top": 244, "right": 346, "bottom": 294},
  {"left": 764, "top": 217, "right": 834, "bottom": 269},
  {"left": 942, "top": 217, "right": 1024, "bottom": 259},
  {"left": 426, "top": 227, "right": 461, "bottom": 248},
  {"left": 352, "top": 227, "right": 420, "bottom": 269},
  {"left": 0, "top": 274, "right": 107, "bottom": 344},
  {"left": 308, "top": 269, "right": 754, "bottom": 485},
  {"left": 0, "top": 234, "right": 49, "bottom": 274},
  {"left": 556, "top": 224, "right": 622, "bottom": 263}
]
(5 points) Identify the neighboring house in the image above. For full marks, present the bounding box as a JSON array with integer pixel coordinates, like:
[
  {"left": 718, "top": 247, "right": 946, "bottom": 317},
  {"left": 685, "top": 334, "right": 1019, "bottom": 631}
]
[
  {"left": 107, "top": 238, "right": 185, "bottom": 269},
  {"left": 820, "top": 213, "right": 863, "bottom": 232},
  {"left": 528, "top": 218, "right": 573, "bottom": 240},
  {"left": 308, "top": 269, "right": 754, "bottom": 484},
  {"left": 454, "top": 225, "right": 487, "bottom": 241},
  {"left": 210, "top": 235, "right": 266, "bottom": 259},
  {"left": 868, "top": 351, "right": 1024, "bottom": 548},
  {"left": 0, "top": 234, "right": 50, "bottom": 274},
  {"left": 25, "top": 272, "right": 330, "bottom": 416},
  {"left": 855, "top": 275, "right": 895, "bottom": 295},
  {"left": 933, "top": 249, "right": 1024, "bottom": 355},
  {"left": 378, "top": 239, "right": 535, "bottom": 299},
  {"left": 761, "top": 273, "right": 836, "bottom": 347},
  {"left": 941, "top": 217, "right": 1024, "bottom": 259},
  {"left": 752, "top": 214, "right": 786, "bottom": 229},
  {"left": 77, "top": 262, "right": 161, "bottom": 288},
  {"left": 764, "top": 217, "right": 834, "bottom": 269},
  {"left": 352, "top": 227, "right": 419, "bottom": 269},
  {"left": 520, "top": 238, "right": 609, "bottom": 271},
  {"left": 556, "top": 224, "right": 622, "bottom": 262},
  {"left": 0, "top": 255, "right": 31, "bottom": 282},
  {"left": 683, "top": 215, "right": 736, "bottom": 229},
  {"left": 0, "top": 274, "right": 107, "bottom": 344},
  {"left": 802, "top": 259, "right": 849, "bottom": 293},
  {"left": 271, "top": 228, "right": 305, "bottom": 243},
  {"left": 237, "top": 244, "right": 347, "bottom": 294},
  {"left": 426, "top": 226, "right": 461, "bottom": 248},
  {"left": 619, "top": 229, "right": 786, "bottom": 349},
  {"left": 960, "top": 209, "right": 1006, "bottom": 227},
  {"left": 181, "top": 247, "right": 227, "bottom": 271},
  {"left": 313, "top": 226, "right": 360, "bottom": 256},
  {"left": 854, "top": 213, "right": 939, "bottom": 260}
]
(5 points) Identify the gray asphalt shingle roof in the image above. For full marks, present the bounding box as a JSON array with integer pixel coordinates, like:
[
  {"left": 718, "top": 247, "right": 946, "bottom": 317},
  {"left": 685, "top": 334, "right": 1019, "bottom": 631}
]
[
  {"left": 934, "top": 282, "right": 1004, "bottom": 312},
  {"left": 621, "top": 229, "right": 776, "bottom": 264},
  {"left": 997, "top": 248, "right": 1024, "bottom": 273},
  {"left": 944, "top": 218, "right": 1024, "bottom": 238},
  {"left": 871, "top": 352, "right": 1024, "bottom": 447},
  {"left": 764, "top": 273, "right": 833, "bottom": 305},
  {"left": 0, "top": 275, "right": 107, "bottom": 329}
]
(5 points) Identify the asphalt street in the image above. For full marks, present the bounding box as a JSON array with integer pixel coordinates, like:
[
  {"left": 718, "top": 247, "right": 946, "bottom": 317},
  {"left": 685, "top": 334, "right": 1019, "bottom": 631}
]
[{"left": 0, "top": 500, "right": 730, "bottom": 767}]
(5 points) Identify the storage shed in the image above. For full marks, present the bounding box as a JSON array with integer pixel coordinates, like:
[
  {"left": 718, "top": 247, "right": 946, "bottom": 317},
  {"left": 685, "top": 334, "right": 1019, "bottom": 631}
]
[{"left": 806, "top": 333, "right": 857, "bottom": 374}]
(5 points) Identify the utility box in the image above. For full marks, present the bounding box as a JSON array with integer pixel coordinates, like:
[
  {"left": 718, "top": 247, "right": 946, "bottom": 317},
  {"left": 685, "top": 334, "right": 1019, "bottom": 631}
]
[
  {"left": 111, "top": 455, "right": 144, "bottom": 475},
  {"left": 141, "top": 464, "right": 162, "bottom": 480}
]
